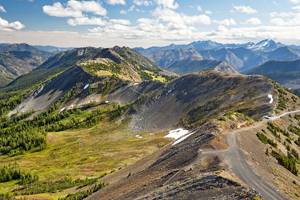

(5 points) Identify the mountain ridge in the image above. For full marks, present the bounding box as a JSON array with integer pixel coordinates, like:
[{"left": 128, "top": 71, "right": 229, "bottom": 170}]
[{"left": 135, "top": 39, "right": 299, "bottom": 73}]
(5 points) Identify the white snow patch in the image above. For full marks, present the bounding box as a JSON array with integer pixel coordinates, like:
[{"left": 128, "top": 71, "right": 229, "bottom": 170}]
[
  {"left": 84, "top": 84, "right": 89, "bottom": 90},
  {"left": 173, "top": 132, "right": 194, "bottom": 145},
  {"left": 135, "top": 135, "right": 143, "bottom": 139},
  {"left": 165, "top": 128, "right": 189, "bottom": 140},
  {"left": 268, "top": 94, "right": 273, "bottom": 104},
  {"left": 165, "top": 128, "right": 194, "bottom": 146}
]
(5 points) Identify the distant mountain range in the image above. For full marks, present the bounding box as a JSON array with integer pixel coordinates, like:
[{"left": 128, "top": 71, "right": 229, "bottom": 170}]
[
  {"left": 135, "top": 39, "right": 300, "bottom": 73},
  {"left": 248, "top": 59, "right": 300, "bottom": 89},
  {"left": 166, "top": 59, "right": 237, "bottom": 75},
  {"left": 3, "top": 40, "right": 300, "bottom": 90},
  {"left": 34, "top": 45, "right": 73, "bottom": 53},
  {"left": 0, "top": 43, "right": 53, "bottom": 87}
]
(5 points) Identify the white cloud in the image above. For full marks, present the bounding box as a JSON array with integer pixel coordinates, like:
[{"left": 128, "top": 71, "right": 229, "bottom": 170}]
[
  {"left": 43, "top": 2, "right": 82, "bottom": 17},
  {"left": 43, "top": 0, "right": 107, "bottom": 18},
  {"left": 67, "top": 17, "right": 107, "bottom": 26},
  {"left": 156, "top": 0, "right": 178, "bottom": 10},
  {"left": 233, "top": 5, "right": 257, "bottom": 14},
  {"left": 120, "top": 9, "right": 127, "bottom": 14},
  {"left": 289, "top": 0, "right": 300, "bottom": 4},
  {"left": 67, "top": 16, "right": 131, "bottom": 27},
  {"left": 106, "top": 0, "right": 126, "bottom": 5},
  {"left": 6, "top": 0, "right": 300, "bottom": 47},
  {"left": 214, "top": 18, "right": 236, "bottom": 26},
  {"left": 0, "top": 17, "right": 25, "bottom": 31},
  {"left": 0, "top": 5, "right": 6, "bottom": 13},
  {"left": 292, "top": 5, "right": 300, "bottom": 10},
  {"left": 88, "top": 7, "right": 211, "bottom": 44},
  {"left": 208, "top": 25, "right": 300, "bottom": 44},
  {"left": 270, "top": 11, "right": 300, "bottom": 26},
  {"left": 197, "top": 6, "right": 202, "bottom": 12},
  {"left": 244, "top": 17, "right": 262, "bottom": 25},
  {"left": 5, "top": 24, "right": 300, "bottom": 48},
  {"left": 133, "top": 0, "right": 152, "bottom": 6},
  {"left": 152, "top": 7, "right": 211, "bottom": 29}
]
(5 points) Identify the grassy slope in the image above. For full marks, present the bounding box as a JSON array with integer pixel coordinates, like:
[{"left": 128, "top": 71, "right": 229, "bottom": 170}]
[{"left": 0, "top": 118, "right": 169, "bottom": 199}]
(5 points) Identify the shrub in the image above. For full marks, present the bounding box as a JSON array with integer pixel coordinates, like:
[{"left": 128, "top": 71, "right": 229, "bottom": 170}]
[
  {"left": 288, "top": 125, "right": 300, "bottom": 137},
  {"left": 272, "top": 151, "right": 298, "bottom": 176},
  {"left": 0, "top": 165, "right": 38, "bottom": 184},
  {"left": 0, "top": 193, "right": 15, "bottom": 200},
  {"left": 295, "top": 137, "right": 300, "bottom": 147},
  {"left": 267, "top": 122, "right": 282, "bottom": 139},
  {"left": 58, "top": 183, "right": 105, "bottom": 200},
  {"left": 256, "top": 132, "right": 268, "bottom": 144},
  {"left": 15, "top": 177, "right": 98, "bottom": 195},
  {"left": 256, "top": 132, "right": 277, "bottom": 148}
]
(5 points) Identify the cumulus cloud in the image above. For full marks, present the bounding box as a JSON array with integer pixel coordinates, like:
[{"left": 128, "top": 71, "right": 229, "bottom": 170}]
[
  {"left": 270, "top": 11, "right": 300, "bottom": 26},
  {"left": 233, "top": 5, "right": 257, "bottom": 14},
  {"left": 133, "top": 0, "right": 152, "bottom": 6},
  {"left": 43, "top": 0, "right": 107, "bottom": 17},
  {"left": 88, "top": 6, "right": 212, "bottom": 43},
  {"left": 152, "top": 7, "right": 211, "bottom": 28},
  {"left": 289, "top": 0, "right": 300, "bottom": 4},
  {"left": 208, "top": 25, "right": 300, "bottom": 44},
  {"left": 120, "top": 9, "right": 127, "bottom": 14},
  {"left": 156, "top": 0, "right": 178, "bottom": 10},
  {"left": 67, "top": 17, "right": 107, "bottom": 26},
  {"left": 244, "top": 17, "right": 262, "bottom": 25},
  {"left": 12, "top": 0, "right": 300, "bottom": 47},
  {"left": 0, "top": 17, "right": 25, "bottom": 31},
  {"left": 0, "top": 5, "right": 6, "bottom": 13},
  {"left": 106, "top": 0, "right": 126, "bottom": 5},
  {"left": 4, "top": 24, "right": 300, "bottom": 48},
  {"left": 214, "top": 18, "right": 236, "bottom": 26}
]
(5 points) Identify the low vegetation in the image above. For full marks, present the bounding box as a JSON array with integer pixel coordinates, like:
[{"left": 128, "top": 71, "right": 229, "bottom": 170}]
[
  {"left": 288, "top": 125, "right": 300, "bottom": 137},
  {"left": 260, "top": 119, "right": 300, "bottom": 177},
  {"left": 58, "top": 183, "right": 105, "bottom": 200},
  {"left": 271, "top": 151, "right": 298, "bottom": 176},
  {"left": 139, "top": 70, "right": 167, "bottom": 83},
  {"left": 15, "top": 177, "right": 99, "bottom": 195},
  {"left": 0, "top": 165, "right": 38, "bottom": 184},
  {"left": 267, "top": 122, "right": 283, "bottom": 139},
  {"left": 0, "top": 104, "right": 119, "bottom": 155},
  {"left": 0, "top": 193, "right": 15, "bottom": 200},
  {"left": 273, "top": 82, "right": 288, "bottom": 111},
  {"left": 0, "top": 89, "right": 32, "bottom": 117},
  {"left": 256, "top": 132, "right": 277, "bottom": 148},
  {"left": 295, "top": 137, "right": 300, "bottom": 147},
  {"left": 0, "top": 112, "right": 169, "bottom": 198}
]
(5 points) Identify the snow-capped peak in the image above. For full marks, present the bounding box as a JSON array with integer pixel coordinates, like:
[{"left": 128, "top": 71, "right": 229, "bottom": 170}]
[{"left": 249, "top": 39, "right": 282, "bottom": 52}]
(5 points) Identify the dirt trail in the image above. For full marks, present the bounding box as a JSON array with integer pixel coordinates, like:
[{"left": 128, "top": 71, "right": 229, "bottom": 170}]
[
  {"left": 199, "top": 110, "right": 300, "bottom": 200},
  {"left": 225, "top": 131, "right": 287, "bottom": 200}
]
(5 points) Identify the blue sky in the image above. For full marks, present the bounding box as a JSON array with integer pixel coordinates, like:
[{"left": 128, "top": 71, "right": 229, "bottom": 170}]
[{"left": 0, "top": 0, "right": 299, "bottom": 47}]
